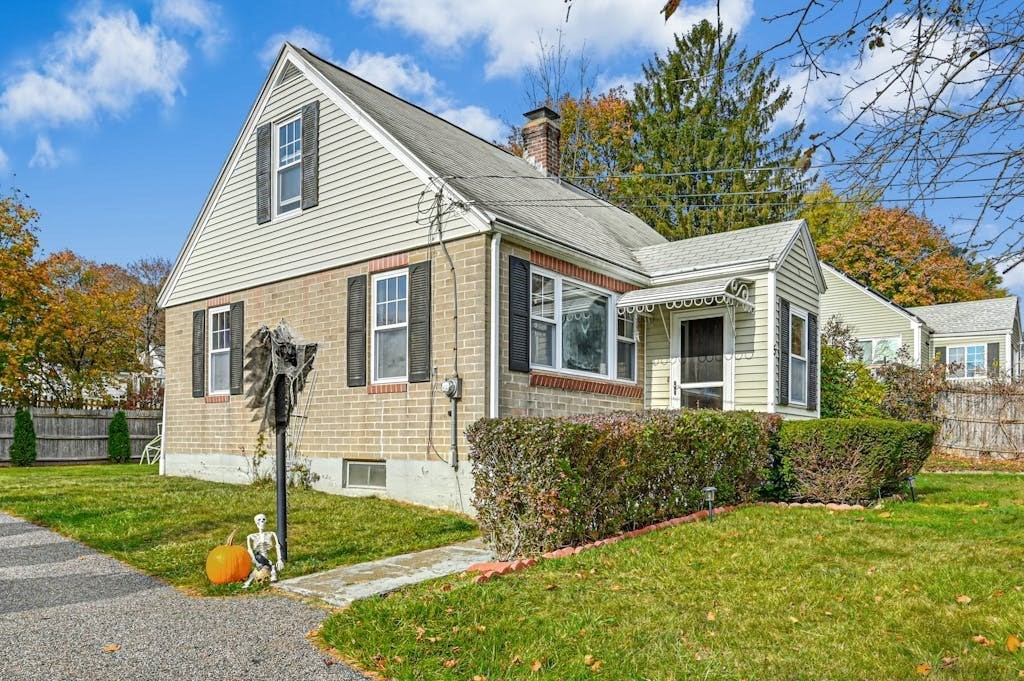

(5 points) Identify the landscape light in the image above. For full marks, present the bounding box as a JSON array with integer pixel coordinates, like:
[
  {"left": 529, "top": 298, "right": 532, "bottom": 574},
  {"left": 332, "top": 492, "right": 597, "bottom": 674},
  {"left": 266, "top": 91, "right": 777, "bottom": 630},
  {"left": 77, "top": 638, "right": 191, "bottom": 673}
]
[
  {"left": 702, "top": 486, "right": 717, "bottom": 522},
  {"left": 906, "top": 475, "right": 916, "bottom": 503}
]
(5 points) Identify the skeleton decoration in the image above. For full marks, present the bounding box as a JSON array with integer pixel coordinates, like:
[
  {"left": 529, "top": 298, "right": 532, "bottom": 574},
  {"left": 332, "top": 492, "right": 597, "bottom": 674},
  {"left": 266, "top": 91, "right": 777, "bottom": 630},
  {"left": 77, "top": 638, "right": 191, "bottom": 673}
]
[
  {"left": 243, "top": 513, "right": 284, "bottom": 588},
  {"left": 245, "top": 320, "right": 318, "bottom": 433}
]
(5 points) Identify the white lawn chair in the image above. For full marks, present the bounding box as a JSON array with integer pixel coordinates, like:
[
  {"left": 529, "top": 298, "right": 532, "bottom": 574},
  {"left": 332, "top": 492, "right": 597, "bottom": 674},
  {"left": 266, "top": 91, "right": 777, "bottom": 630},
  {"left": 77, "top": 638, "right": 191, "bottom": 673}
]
[{"left": 140, "top": 423, "right": 162, "bottom": 465}]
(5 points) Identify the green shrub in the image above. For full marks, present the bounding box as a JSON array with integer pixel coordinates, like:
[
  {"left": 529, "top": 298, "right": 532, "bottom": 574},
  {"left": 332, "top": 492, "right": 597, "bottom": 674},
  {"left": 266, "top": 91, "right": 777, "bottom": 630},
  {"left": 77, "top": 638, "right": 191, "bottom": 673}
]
[
  {"left": 467, "top": 410, "right": 781, "bottom": 559},
  {"left": 820, "top": 346, "right": 886, "bottom": 418},
  {"left": 776, "top": 418, "right": 935, "bottom": 503},
  {"left": 107, "top": 411, "right": 131, "bottom": 463},
  {"left": 9, "top": 408, "right": 36, "bottom": 466}
]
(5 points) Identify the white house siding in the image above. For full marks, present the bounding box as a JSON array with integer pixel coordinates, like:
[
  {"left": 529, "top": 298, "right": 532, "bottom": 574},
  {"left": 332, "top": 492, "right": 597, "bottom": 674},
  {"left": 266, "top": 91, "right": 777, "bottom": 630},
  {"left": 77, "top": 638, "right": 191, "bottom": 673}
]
[
  {"left": 819, "top": 267, "right": 918, "bottom": 359},
  {"left": 166, "top": 69, "right": 477, "bottom": 307},
  {"left": 775, "top": 236, "right": 822, "bottom": 419}
]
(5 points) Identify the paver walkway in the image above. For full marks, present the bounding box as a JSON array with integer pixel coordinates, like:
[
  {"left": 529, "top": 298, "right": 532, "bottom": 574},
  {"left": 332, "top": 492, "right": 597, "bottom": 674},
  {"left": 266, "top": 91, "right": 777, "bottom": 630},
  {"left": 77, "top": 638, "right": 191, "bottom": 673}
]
[
  {"left": 275, "top": 538, "right": 493, "bottom": 607},
  {"left": 0, "top": 512, "right": 365, "bottom": 681}
]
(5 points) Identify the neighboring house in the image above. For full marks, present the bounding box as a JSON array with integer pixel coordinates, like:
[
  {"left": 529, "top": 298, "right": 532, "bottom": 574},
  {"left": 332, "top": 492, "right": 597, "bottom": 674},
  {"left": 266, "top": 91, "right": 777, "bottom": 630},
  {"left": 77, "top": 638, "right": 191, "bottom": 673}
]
[
  {"left": 908, "top": 299, "right": 1022, "bottom": 380},
  {"left": 819, "top": 263, "right": 1022, "bottom": 379},
  {"left": 157, "top": 44, "right": 826, "bottom": 510}
]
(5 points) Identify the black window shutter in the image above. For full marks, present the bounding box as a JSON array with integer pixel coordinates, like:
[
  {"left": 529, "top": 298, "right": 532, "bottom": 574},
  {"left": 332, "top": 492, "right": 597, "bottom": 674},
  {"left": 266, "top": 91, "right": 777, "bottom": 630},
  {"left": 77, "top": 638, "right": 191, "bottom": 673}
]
[
  {"left": 229, "top": 301, "right": 245, "bottom": 395},
  {"left": 408, "top": 260, "right": 432, "bottom": 383},
  {"left": 508, "top": 255, "right": 531, "bottom": 373},
  {"left": 300, "top": 101, "right": 319, "bottom": 210},
  {"left": 347, "top": 275, "right": 367, "bottom": 387},
  {"left": 807, "top": 312, "right": 819, "bottom": 411},
  {"left": 256, "top": 123, "right": 272, "bottom": 224},
  {"left": 935, "top": 346, "right": 947, "bottom": 365},
  {"left": 988, "top": 342, "right": 1001, "bottom": 375},
  {"left": 778, "top": 297, "right": 790, "bottom": 406},
  {"left": 192, "top": 310, "right": 206, "bottom": 398}
]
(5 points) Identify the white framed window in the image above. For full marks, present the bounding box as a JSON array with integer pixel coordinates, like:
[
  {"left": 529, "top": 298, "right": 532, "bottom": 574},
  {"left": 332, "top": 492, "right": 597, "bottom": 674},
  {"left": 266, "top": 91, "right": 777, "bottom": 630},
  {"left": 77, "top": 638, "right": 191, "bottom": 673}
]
[
  {"left": 789, "top": 307, "right": 808, "bottom": 405},
  {"left": 346, "top": 460, "right": 386, "bottom": 489},
  {"left": 371, "top": 270, "right": 408, "bottom": 383},
  {"left": 857, "top": 337, "right": 901, "bottom": 364},
  {"left": 947, "top": 344, "right": 986, "bottom": 379},
  {"left": 616, "top": 311, "right": 637, "bottom": 381},
  {"left": 208, "top": 305, "right": 231, "bottom": 395},
  {"left": 528, "top": 268, "right": 626, "bottom": 381},
  {"left": 274, "top": 115, "right": 302, "bottom": 217}
]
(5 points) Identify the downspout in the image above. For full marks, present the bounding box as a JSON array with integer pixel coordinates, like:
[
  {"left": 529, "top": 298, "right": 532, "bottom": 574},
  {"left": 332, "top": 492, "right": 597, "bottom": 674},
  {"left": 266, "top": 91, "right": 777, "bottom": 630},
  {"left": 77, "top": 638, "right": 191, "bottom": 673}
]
[
  {"left": 912, "top": 320, "right": 923, "bottom": 367},
  {"left": 766, "top": 265, "right": 777, "bottom": 413},
  {"left": 158, "top": 399, "right": 167, "bottom": 476},
  {"left": 489, "top": 231, "right": 502, "bottom": 418}
]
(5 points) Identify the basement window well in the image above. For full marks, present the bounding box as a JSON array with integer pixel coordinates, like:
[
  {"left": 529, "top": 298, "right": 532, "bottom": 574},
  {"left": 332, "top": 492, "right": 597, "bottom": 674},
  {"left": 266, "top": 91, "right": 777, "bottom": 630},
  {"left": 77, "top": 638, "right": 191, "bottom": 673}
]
[{"left": 346, "top": 461, "right": 386, "bottom": 489}]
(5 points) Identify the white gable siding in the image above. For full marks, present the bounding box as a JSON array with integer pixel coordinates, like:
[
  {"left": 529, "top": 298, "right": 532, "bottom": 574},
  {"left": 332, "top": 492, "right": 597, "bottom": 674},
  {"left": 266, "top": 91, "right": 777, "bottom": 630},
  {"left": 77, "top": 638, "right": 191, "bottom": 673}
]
[
  {"left": 166, "top": 71, "right": 477, "bottom": 306},
  {"left": 775, "top": 235, "right": 821, "bottom": 419},
  {"left": 819, "top": 267, "right": 917, "bottom": 359}
]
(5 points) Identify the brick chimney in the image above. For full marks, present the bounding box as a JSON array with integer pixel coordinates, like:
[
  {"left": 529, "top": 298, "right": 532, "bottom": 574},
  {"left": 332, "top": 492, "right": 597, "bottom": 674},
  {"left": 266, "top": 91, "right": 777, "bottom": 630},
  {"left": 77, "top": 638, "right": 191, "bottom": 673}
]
[{"left": 522, "top": 106, "right": 561, "bottom": 177}]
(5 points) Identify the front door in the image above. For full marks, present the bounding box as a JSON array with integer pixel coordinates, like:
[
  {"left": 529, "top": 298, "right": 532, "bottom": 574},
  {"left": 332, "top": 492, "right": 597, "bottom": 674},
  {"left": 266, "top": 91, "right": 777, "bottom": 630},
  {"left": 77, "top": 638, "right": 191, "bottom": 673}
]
[{"left": 671, "top": 314, "right": 725, "bottom": 410}]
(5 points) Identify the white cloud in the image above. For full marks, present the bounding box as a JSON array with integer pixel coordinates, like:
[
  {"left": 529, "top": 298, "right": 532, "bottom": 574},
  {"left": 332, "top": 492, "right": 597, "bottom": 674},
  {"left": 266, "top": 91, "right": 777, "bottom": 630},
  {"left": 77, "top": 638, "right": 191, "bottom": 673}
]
[
  {"left": 0, "top": 8, "right": 188, "bottom": 128},
  {"left": 343, "top": 50, "right": 506, "bottom": 140},
  {"left": 999, "top": 264, "right": 1024, "bottom": 297},
  {"left": 29, "top": 135, "right": 72, "bottom": 169},
  {"left": 259, "top": 28, "right": 333, "bottom": 66},
  {"left": 594, "top": 72, "right": 639, "bottom": 96},
  {"left": 351, "top": 0, "right": 753, "bottom": 79},
  {"left": 153, "top": 0, "right": 227, "bottom": 58},
  {"left": 0, "top": 147, "right": 8, "bottom": 173}
]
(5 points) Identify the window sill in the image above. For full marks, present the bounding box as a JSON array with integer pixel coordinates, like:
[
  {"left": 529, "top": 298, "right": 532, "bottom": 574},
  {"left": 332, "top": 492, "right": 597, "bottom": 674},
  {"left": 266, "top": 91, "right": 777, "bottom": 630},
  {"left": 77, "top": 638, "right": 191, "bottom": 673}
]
[
  {"left": 530, "top": 371, "right": 642, "bottom": 399},
  {"left": 205, "top": 394, "right": 230, "bottom": 404},
  {"left": 368, "top": 383, "right": 408, "bottom": 394}
]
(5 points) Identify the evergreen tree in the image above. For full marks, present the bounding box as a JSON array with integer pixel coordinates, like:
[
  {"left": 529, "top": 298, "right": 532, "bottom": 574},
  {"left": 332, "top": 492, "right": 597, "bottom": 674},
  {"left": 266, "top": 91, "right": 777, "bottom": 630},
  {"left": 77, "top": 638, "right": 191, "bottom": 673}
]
[
  {"left": 622, "top": 20, "right": 808, "bottom": 240},
  {"left": 10, "top": 408, "right": 36, "bottom": 466},
  {"left": 108, "top": 410, "right": 131, "bottom": 463}
]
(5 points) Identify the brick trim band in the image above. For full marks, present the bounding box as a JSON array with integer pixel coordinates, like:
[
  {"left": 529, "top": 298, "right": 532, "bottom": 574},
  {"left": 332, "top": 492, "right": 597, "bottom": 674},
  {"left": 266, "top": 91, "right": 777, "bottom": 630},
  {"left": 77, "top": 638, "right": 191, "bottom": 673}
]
[
  {"left": 367, "top": 383, "right": 408, "bottom": 394},
  {"left": 204, "top": 395, "right": 229, "bottom": 404},
  {"left": 206, "top": 295, "right": 231, "bottom": 307},
  {"left": 530, "top": 251, "right": 638, "bottom": 294},
  {"left": 368, "top": 253, "right": 409, "bottom": 273},
  {"left": 530, "top": 372, "right": 642, "bottom": 399}
]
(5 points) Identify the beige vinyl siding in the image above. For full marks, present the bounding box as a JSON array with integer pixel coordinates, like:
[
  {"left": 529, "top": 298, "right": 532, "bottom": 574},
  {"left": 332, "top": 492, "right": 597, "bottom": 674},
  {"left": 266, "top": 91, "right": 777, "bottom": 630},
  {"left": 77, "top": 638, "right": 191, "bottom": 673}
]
[
  {"left": 932, "top": 333, "right": 1013, "bottom": 377},
  {"left": 775, "top": 236, "right": 821, "bottom": 419},
  {"left": 167, "top": 71, "right": 477, "bottom": 307},
  {"left": 819, "top": 267, "right": 917, "bottom": 359},
  {"left": 643, "top": 272, "right": 769, "bottom": 411}
]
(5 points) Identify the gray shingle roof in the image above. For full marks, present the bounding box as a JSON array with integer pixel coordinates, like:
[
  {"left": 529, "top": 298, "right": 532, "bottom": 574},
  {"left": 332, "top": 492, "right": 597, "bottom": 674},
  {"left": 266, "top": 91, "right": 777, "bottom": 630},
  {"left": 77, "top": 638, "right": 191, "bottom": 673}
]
[
  {"left": 631, "top": 220, "right": 804, "bottom": 277},
  {"left": 300, "top": 49, "right": 665, "bottom": 273},
  {"left": 908, "top": 297, "right": 1020, "bottom": 334}
]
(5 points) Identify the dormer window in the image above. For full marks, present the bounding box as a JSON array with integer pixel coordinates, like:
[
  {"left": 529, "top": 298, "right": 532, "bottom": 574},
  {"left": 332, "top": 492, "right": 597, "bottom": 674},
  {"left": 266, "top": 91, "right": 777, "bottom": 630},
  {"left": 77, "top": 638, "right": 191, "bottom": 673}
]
[{"left": 275, "top": 116, "right": 302, "bottom": 216}]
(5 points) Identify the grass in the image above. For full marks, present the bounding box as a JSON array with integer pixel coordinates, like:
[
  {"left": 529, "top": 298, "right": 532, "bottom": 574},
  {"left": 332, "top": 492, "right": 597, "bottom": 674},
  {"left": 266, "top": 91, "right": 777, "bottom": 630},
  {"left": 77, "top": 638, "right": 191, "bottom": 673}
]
[
  {"left": 321, "top": 474, "right": 1024, "bottom": 680},
  {"left": 0, "top": 464, "right": 477, "bottom": 595}
]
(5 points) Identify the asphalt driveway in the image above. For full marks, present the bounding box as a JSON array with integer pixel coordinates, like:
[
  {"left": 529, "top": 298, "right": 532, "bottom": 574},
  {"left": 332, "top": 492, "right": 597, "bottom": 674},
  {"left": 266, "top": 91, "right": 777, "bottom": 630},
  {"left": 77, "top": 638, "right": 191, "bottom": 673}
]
[{"left": 0, "top": 512, "right": 365, "bottom": 680}]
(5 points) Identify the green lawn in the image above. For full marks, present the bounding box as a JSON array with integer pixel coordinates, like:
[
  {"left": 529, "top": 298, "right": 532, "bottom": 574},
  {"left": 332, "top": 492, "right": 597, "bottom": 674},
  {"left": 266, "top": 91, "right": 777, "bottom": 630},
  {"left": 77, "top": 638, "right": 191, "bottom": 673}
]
[
  {"left": 321, "top": 474, "right": 1024, "bottom": 680},
  {"left": 0, "top": 464, "right": 477, "bottom": 595}
]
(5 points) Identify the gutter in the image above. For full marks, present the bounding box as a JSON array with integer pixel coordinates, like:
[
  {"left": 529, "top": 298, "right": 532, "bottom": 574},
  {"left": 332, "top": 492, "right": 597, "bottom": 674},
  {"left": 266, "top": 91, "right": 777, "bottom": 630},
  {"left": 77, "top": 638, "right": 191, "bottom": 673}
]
[{"left": 489, "top": 232, "right": 501, "bottom": 418}]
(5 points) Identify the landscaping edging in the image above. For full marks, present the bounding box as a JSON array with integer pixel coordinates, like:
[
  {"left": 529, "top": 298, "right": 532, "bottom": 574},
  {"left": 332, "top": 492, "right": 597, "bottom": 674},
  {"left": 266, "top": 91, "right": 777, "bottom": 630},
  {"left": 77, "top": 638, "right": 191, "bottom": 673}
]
[{"left": 465, "top": 500, "right": 868, "bottom": 583}]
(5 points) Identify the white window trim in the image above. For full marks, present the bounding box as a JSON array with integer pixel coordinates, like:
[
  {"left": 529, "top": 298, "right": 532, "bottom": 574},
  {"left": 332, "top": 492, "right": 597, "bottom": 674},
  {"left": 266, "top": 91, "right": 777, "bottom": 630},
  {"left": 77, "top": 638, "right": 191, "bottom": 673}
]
[
  {"left": 789, "top": 306, "right": 808, "bottom": 406},
  {"left": 345, "top": 460, "right": 387, "bottom": 489},
  {"left": 946, "top": 343, "right": 987, "bottom": 380},
  {"left": 370, "top": 269, "right": 409, "bottom": 385},
  {"left": 272, "top": 113, "right": 302, "bottom": 220},
  {"left": 528, "top": 266, "right": 633, "bottom": 383},
  {"left": 616, "top": 311, "right": 638, "bottom": 381},
  {"left": 858, "top": 336, "right": 902, "bottom": 364},
  {"left": 670, "top": 308, "right": 735, "bottom": 410},
  {"left": 208, "top": 304, "right": 231, "bottom": 396}
]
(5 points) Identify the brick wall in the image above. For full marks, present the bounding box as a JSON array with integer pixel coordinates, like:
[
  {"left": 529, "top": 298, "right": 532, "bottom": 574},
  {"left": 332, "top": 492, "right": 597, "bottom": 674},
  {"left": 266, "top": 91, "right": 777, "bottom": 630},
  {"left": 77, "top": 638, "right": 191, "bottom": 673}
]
[
  {"left": 163, "top": 234, "right": 489, "bottom": 466},
  {"left": 499, "top": 240, "right": 645, "bottom": 417}
]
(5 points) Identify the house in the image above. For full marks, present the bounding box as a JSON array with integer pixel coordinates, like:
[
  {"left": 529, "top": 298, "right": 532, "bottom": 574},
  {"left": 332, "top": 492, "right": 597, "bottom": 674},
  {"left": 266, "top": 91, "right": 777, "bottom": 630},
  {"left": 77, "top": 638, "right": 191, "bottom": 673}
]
[
  {"left": 157, "top": 44, "right": 825, "bottom": 511},
  {"left": 819, "top": 263, "right": 1021, "bottom": 379}
]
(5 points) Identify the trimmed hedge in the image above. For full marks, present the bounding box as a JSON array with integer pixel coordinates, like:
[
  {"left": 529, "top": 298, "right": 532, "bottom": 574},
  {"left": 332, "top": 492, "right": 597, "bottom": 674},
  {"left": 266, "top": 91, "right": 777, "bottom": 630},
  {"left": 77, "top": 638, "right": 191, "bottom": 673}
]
[
  {"left": 108, "top": 410, "right": 131, "bottom": 463},
  {"left": 9, "top": 408, "right": 36, "bottom": 467},
  {"left": 467, "top": 410, "right": 781, "bottom": 559},
  {"left": 776, "top": 418, "right": 935, "bottom": 503}
]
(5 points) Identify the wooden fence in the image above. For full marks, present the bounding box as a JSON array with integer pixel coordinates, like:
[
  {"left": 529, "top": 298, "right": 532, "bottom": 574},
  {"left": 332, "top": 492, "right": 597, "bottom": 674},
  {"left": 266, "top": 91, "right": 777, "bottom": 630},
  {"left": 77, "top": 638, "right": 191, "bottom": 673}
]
[
  {"left": 934, "top": 390, "right": 1024, "bottom": 459},
  {"left": 0, "top": 407, "right": 161, "bottom": 465}
]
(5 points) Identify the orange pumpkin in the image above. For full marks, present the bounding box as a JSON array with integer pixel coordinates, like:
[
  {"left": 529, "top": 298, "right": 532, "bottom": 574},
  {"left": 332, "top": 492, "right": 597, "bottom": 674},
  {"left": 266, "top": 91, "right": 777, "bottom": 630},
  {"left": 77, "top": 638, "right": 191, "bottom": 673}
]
[{"left": 205, "top": 529, "right": 251, "bottom": 584}]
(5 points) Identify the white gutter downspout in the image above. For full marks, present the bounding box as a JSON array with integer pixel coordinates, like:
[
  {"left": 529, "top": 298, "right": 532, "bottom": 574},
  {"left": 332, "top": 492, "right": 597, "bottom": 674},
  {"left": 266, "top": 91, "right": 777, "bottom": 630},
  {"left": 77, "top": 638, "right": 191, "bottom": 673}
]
[
  {"left": 766, "top": 264, "right": 777, "bottom": 413},
  {"left": 158, "top": 400, "right": 167, "bottom": 476},
  {"left": 912, "top": 320, "right": 923, "bottom": 367},
  {"left": 489, "top": 232, "right": 502, "bottom": 417}
]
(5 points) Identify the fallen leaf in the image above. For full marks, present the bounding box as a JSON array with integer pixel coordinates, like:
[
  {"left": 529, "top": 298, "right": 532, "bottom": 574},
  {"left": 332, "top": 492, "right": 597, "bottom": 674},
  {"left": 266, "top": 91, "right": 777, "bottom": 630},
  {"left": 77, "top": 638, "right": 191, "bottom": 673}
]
[
  {"left": 956, "top": 595, "right": 972, "bottom": 605},
  {"left": 584, "top": 654, "right": 596, "bottom": 665},
  {"left": 824, "top": 611, "right": 833, "bottom": 616},
  {"left": 867, "top": 566, "right": 878, "bottom": 575},
  {"left": 545, "top": 584, "right": 558, "bottom": 591},
  {"left": 916, "top": 662, "right": 931, "bottom": 676},
  {"left": 940, "top": 656, "right": 958, "bottom": 669},
  {"left": 994, "top": 590, "right": 1005, "bottom": 597},
  {"left": 443, "top": 658, "right": 459, "bottom": 668},
  {"left": 393, "top": 656, "right": 403, "bottom": 664},
  {"left": 789, "top": 616, "right": 799, "bottom": 624},
  {"left": 591, "top": 660, "right": 604, "bottom": 671},
  {"left": 476, "top": 625, "right": 486, "bottom": 633},
  {"left": 415, "top": 627, "right": 425, "bottom": 641},
  {"left": 973, "top": 635, "right": 993, "bottom": 647},
  {"left": 875, "top": 595, "right": 884, "bottom": 603},
  {"left": 473, "top": 676, "right": 487, "bottom": 681},
  {"left": 323, "top": 657, "right": 337, "bottom": 666},
  {"left": 306, "top": 628, "right": 320, "bottom": 638},
  {"left": 816, "top": 535, "right": 823, "bottom": 541},
  {"left": 1008, "top": 634, "right": 1022, "bottom": 652},
  {"left": 707, "top": 611, "right": 716, "bottom": 621},
  {"left": 510, "top": 655, "right": 523, "bottom": 665},
  {"left": 531, "top": 659, "right": 543, "bottom": 672},
  {"left": 440, "top": 584, "right": 453, "bottom": 592},
  {"left": 978, "top": 502, "right": 990, "bottom": 508},
  {"left": 102, "top": 645, "right": 120, "bottom": 653}
]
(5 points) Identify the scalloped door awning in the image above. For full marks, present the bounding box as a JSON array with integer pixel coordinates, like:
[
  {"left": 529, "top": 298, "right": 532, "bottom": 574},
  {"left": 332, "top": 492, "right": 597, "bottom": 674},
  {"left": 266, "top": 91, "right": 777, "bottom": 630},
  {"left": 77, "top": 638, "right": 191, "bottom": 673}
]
[{"left": 616, "top": 277, "right": 754, "bottom": 314}]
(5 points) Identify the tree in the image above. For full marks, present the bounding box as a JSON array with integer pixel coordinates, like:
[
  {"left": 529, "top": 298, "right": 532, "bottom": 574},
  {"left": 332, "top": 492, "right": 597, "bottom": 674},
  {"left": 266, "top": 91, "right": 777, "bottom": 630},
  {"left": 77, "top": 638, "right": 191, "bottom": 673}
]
[
  {"left": 125, "top": 257, "right": 172, "bottom": 371},
  {"left": 108, "top": 410, "right": 131, "bottom": 463},
  {"left": 0, "top": 190, "right": 47, "bottom": 404},
  {"left": 23, "top": 252, "right": 144, "bottom": 407},
  {"left": 799, "top": 182, "right": 877, "bottom": 247},
  {"left": 621, "top": 20, "right": 808, "bottom": 240},
  {"left": 819, "top": 317, "right": 885, "bottom": 419},
  {"left": 815, "top": 205, "right": 1005, "bottom": 307},
  {"left": 9, "top": 408, "right": 36, "bottom": 466}
]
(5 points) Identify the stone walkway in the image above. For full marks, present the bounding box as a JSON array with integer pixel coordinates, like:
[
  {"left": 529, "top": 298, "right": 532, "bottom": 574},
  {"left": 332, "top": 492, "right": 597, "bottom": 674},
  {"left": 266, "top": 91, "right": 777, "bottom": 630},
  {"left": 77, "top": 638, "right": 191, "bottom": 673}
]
[
  {"left": 275, "top": 539, "right": 493, "bottom": 607},
  {"left": 0, "top": 512, "right": 365, "bottom": 681}
]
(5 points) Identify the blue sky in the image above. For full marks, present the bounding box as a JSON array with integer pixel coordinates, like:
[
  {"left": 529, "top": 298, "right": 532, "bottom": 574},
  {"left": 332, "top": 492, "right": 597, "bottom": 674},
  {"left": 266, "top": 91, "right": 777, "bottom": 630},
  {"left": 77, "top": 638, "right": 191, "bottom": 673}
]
[{"left": 2, "top": 0, "right": 1020, "bottom": 293}]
